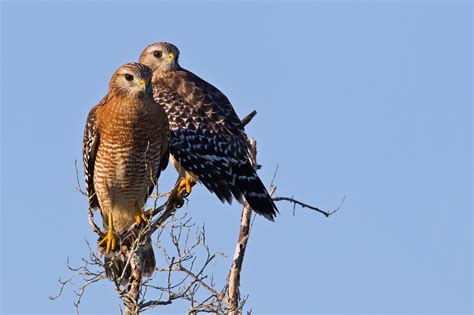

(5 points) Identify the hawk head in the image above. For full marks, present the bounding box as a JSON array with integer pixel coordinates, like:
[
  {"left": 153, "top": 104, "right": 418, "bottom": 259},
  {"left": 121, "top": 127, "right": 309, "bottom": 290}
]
[
  {"left": 139, "top": 42, "right": 180, "bottom": 73},
  {"left": 109, "top": 62, "right": 153, "bottom": 98}
]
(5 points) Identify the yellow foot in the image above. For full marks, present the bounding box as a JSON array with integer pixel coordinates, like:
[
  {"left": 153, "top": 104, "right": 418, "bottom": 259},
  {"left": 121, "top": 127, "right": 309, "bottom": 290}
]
[
  {"left": 98, "top": 229, "right": 116, "bottom": 254},
  {"left": 134, "top": 209, "right": 153, "bottom": 224},
  {"left": 98, "top": 212, "right": 116, "bottom": 254},
  {"left": 177, "top": 175, "right": 195, "bottom": 196}
]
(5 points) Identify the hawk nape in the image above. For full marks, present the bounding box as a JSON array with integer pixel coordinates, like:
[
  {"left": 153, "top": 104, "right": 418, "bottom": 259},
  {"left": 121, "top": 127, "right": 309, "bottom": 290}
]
[
  {"left": 82, "top": 62, "right": 169, "bottom": 279},
  {"left": 139, "top": 42, "right": 277, "bottom": 220}
]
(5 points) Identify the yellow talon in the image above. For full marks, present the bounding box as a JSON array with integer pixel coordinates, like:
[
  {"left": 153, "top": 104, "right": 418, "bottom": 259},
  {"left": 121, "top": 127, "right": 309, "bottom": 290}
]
[
  {"left": 134, "top": 210, "right": 152, "bottom": 224},
  {"left": 135, "top": 212, "right": 144, "bottom": 224},
  {"left": 98, "top": 213, "right": 116, "bottom": 254},
  {"left": 98, "top": 229, "right": 116, "bottom": 253},
  {"left": 177, "top": 176, "right": 194, "bottom": 195}
]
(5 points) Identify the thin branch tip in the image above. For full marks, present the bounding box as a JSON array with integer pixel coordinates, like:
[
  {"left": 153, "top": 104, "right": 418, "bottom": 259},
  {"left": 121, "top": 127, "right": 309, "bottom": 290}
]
[
  {"left": 272, "top": 194, "right": 344, "bottom": 217},
  {"left": 61, "top": 111, "right": 340, "bottom": 314},
  {"left": 242, "top": 110, "right": 257, "bottom": 126}
]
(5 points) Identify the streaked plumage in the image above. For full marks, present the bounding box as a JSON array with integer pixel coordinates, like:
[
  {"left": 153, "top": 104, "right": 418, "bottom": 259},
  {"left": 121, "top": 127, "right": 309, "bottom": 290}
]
[
  {"left": 83, "top": 62, "right": 169, "bottom": 277},
  {"left": 139, "top": 42, "right": 277, "bottom": 220}
]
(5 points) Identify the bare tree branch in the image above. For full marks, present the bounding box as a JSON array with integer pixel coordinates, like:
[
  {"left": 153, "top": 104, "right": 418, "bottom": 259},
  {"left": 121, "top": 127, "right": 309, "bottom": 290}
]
[
  {"left": 226, "top": 201, "right": 252, "bottom": 313},
  {"left": 241, "top": 110, "right": 257, "bottom": 126},
  {"left": 53, "top": 110, "right": 341, "bottom": 314},
  {"left": 273, "top": 195, "right": 345, "bottom": 217},
  {"left": 225, "top": 139, "right": 257, "bottom": 313},
  {"left": 74, "top": 160, "right": 87, "bottom": 196}
]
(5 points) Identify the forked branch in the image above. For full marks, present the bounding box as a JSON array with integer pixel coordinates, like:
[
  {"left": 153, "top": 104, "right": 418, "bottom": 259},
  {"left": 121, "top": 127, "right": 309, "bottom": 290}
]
[{"left": 54, "top": 110, "right": 341, "bottom": 314}]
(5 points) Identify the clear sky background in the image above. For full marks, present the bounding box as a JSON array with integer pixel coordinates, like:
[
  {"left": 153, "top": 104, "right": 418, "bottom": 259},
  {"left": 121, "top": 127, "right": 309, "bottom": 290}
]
[{"left": 1, "top": 0, "right": 472, "bottom": 314}]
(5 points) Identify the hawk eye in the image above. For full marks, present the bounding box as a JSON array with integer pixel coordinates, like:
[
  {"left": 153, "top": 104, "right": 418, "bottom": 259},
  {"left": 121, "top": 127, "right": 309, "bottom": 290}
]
[
  {"left": 125, "top": 74, "right": 134, "bottom": 81},
  {"left": 153, "top": 50, "right": 163, "bottom": 58}
]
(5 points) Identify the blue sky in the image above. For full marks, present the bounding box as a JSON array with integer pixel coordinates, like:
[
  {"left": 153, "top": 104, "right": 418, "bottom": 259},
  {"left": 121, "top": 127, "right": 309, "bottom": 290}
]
[{"left": 1, "top": 0, "right": 472, "bottom": 314}]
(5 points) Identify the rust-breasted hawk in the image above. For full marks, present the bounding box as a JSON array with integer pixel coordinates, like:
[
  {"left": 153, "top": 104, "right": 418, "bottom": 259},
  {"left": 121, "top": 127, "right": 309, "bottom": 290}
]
[
  {"left": 82, "top": 62, "right": 169, "bottom": 277},
  {"left": 139, "top": 42, "right": 277, "bottom": 220}
]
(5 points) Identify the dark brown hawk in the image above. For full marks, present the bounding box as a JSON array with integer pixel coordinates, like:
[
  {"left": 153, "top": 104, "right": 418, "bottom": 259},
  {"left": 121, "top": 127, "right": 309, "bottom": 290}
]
[
  {"left": 139, "top": 42, "right": 277, "bottom": 220},
  {"left": 83, "top": 62, "right": 169, "bottom": 277}
]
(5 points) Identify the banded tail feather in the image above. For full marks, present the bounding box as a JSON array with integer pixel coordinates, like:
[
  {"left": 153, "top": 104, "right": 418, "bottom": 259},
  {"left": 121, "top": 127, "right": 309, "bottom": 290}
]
[{"left": 234, "top": 162, "right": 278, "bottom": 221}]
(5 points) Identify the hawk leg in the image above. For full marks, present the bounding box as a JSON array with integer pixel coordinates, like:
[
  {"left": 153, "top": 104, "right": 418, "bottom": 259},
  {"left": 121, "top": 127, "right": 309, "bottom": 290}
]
[
  {"left": 134, "top": 209, "right": 153, "bottom": 224},
  {"left": 98, "top": 212, "right": 117, "bottom": 254},
  {"left": 177, "top": 174, "right": 196, "bottom": 197},
  {"left": 167, "top": 174, "right": 196, "bottom": 209}
]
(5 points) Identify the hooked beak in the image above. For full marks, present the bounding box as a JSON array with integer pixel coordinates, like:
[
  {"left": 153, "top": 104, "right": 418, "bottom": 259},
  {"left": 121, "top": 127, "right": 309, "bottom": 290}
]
[
  {"left": 138, "top": 79, "right": 146, "bottom": 98},
  {"left": 139, "top": 79, "right": 146, "bottom": 90}
]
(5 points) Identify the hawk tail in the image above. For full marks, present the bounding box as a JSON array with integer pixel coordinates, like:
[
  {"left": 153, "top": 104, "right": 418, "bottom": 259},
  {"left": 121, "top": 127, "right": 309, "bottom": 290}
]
[
  {"left": 236, "top": 163, "right": 278, "bottom": 221},
  {"left": 103, "top": 236, "right": 156, "bottom": 283}
]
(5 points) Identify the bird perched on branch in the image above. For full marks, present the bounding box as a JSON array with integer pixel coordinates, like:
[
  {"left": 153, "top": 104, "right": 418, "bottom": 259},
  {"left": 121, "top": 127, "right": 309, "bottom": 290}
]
[
  {"left": 139, "top": 42, "right": 277, "bottom": 220},
  {"left": 82, "top": 62, "right": 169, "bottom": 278}
]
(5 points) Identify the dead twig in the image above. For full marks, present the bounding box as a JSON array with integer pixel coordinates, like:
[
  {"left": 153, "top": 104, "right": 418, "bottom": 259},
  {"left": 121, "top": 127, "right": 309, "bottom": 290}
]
[
  {"left": 74, "top": 160, "right": 87, "bottom": 196},
  {"left": 54, "top": 110, "right": 341, "bottom": 314},
  {"left": 241, "top": 110, "right": 257, "bottom": 126},
  {"left": 272, "top": 195, "right": 345, "bottom": 217}
]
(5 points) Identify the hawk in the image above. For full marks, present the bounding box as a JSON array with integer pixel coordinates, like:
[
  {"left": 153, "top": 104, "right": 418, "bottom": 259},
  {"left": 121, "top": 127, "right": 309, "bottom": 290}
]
[
  {"left": 139, "top": 42, "right": 277, "bottom": 220},
  {"left": 83, "top": 62, "right": 169, "bottom": 277}
]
